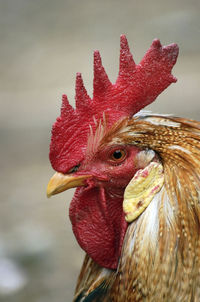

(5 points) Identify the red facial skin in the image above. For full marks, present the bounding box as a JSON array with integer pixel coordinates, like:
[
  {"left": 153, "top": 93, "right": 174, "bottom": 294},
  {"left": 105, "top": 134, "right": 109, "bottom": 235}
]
[{"left": 69, "top": 145, "right": 141, "bottom": 269}]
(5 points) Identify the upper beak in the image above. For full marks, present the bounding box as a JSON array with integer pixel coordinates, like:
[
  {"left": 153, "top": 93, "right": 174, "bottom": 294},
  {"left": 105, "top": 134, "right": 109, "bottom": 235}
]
[{"left": 47, "top": 172, "right": 92, "bottom": 198}]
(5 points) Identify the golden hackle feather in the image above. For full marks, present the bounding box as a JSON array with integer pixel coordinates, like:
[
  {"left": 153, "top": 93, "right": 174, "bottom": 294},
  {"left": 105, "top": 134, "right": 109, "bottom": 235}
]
[
  {"left": 74, "top": 254, "right": 114, "bottom": 301},
  {"left": 74, "top": 114, "right": 200, "bottom": 302}
]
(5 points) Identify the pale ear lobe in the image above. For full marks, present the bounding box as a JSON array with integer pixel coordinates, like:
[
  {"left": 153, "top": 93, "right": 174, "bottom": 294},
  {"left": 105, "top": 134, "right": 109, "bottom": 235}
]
[{"left": 123, "top": 162, "right": 164, "bottom": 222}]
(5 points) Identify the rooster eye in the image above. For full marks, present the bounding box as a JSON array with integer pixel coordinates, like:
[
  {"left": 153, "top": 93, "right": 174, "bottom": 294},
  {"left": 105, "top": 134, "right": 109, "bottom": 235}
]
[{"left": 111, "top": 149, "right": 126, "bottom": 162}]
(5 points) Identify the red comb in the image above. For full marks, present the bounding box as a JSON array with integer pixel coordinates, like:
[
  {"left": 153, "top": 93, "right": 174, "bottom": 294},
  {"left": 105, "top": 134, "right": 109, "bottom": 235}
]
[{"left": 50, "top": 35, "right": 179, "bottom": 173}]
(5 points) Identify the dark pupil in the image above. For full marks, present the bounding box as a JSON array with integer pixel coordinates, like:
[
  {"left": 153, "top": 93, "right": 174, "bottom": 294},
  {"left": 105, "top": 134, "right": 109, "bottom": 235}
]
[{"left": 113, "top": 150, "right": 123, "bottom": 159}]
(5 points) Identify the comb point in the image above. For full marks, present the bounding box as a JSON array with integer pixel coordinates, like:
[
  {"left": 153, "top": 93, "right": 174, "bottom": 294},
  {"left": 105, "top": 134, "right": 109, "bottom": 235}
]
[
  {"left": 152, "top": 39, "right": 162, "bottom": 49},
  {"left": 93, "top": 50, "right": 111, "bottom": 98},
  {"left": 118, "top": 35, "right": 136, "bottom": 80},
  {"left": 61, "top": 94, "right": 75, "bottom": 117},
  {"left": 75, "top": 72, "right": 91, "bottom": 112}
]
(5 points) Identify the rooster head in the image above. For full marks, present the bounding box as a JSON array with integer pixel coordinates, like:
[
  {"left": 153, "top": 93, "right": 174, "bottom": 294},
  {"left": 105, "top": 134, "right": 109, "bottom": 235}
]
[{"left": 47, "top": 35, "right": 178, "bottom": 269}]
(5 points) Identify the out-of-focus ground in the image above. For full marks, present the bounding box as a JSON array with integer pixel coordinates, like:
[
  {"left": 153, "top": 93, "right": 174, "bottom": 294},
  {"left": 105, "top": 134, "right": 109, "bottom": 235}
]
[{"left": 0, "top": 0, "right": 200, "bottom": 301}]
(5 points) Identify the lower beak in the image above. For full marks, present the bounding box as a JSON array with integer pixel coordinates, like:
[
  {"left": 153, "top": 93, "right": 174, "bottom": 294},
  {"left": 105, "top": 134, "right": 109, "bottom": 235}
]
[{"left": 47, "top": 172, "right": 92, "bottom": 198}]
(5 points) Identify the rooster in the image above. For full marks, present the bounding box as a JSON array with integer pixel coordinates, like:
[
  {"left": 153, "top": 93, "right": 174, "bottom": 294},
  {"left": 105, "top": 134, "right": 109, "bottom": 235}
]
[{"left": 47, "top": 35, "right": 200, "bottom": 301}]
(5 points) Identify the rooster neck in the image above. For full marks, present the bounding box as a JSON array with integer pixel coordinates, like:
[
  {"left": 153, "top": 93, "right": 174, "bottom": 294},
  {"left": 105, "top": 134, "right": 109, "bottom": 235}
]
[
  {"left": 109, "top": 115, "right": 200, "bottom": 301},
  {"left": 111, "top": 183, "right": 200, "bottom": 301},
  {"left": 69, "top": 186, "right": 128, "bottom": 269},
  {"left": 73, "top": 185, "right": 200, "bottom": 301},
  {"left": 73, "top": 116, "right": 200, "bottom": 301}
]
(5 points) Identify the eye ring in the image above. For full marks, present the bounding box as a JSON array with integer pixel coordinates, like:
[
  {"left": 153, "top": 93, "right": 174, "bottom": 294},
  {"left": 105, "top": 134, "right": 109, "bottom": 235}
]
[{"left": 110, "top": 149, "right": 127, "bottom": 162}]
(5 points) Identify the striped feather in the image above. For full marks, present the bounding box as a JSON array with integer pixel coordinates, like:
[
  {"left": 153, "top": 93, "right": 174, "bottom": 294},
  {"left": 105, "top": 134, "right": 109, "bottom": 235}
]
[{"left": 74, "top": 115, "right": 200, "bottom": 301}]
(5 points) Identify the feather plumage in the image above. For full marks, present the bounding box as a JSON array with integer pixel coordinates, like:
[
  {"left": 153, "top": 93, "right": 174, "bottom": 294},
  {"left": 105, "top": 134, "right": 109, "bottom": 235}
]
[{"left": 72, "top": 115, "right": 200, "bottom": 301}]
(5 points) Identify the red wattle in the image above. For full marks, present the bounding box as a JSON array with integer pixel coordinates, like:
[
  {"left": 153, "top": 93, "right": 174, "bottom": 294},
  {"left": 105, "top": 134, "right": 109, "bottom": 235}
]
[{"left": 69, "top": 186, "right": 128, "bottom": 269}]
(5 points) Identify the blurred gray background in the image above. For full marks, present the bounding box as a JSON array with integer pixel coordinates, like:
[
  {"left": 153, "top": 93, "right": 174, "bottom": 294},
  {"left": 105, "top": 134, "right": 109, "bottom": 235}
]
[{"left": 0, "top": 0, "right": 200, "bottom": 301}]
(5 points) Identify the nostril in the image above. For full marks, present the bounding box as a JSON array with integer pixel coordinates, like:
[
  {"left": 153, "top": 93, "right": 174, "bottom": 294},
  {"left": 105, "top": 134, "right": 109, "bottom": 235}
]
[{"left": 68, "top": 164, "right": 80, "bottom": 174}]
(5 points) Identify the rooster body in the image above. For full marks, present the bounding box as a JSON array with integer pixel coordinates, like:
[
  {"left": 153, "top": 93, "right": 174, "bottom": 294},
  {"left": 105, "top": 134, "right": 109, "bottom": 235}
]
[{"left": 47, "top": 37, "right": 200, "bottom": 301}]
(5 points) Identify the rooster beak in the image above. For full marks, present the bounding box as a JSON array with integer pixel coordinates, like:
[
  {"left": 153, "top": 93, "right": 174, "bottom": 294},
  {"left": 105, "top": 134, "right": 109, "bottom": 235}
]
[{"left": 47, "top": 172, "right": 92, "bottom": 198}]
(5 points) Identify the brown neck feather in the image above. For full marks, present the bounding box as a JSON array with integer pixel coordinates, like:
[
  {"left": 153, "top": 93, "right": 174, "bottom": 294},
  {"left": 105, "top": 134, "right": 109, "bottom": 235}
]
[{"left": 111, "top": 115, "right": 200, "bottom": 301}]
